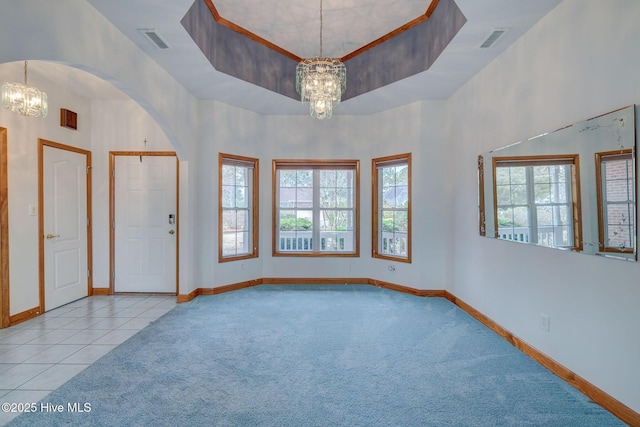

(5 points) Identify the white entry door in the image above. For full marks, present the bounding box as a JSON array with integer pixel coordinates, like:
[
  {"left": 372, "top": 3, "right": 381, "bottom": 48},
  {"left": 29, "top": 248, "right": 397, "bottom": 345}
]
[
  {"left": 43, "top": 144, "right": 89, "bottom": 311},
  {"left": 114, "top": 155, "right": 177, "bottom": 293}
]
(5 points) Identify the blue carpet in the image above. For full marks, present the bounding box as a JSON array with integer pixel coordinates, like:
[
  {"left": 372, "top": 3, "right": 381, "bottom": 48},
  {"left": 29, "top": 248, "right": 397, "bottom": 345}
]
[{"left": 9, "top": 284, "right": 623, "bottom": 426}]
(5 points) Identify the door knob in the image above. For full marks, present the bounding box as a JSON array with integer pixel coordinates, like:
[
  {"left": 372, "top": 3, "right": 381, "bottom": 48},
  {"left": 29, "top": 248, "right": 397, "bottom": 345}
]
[
  {"left": 45, "top": 233, "right": 60, "bottom": 239},
  {"left": 169, "top": 230, "right": 175, "bottom": 235}
]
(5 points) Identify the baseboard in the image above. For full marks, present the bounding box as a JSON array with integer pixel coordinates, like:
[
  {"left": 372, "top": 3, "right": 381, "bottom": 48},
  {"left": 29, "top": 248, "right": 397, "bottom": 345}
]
[
  {"left": 92, "top": 288, "right": 111, "bottom": 296},
  {"left": 201, "top": 279, "right": 261, "bottom": 296},
  {"left": 261, "top": 277, "right": 369, "bottom": 285},
  {"left": 443, "top": 291, "right": 640, "bottom": 426},
  {"left": 178, "top": 279, "right": 262, "bottom": 303},
  {"left": 369, "top": 278, "right": 445, "bottom": 297},
  {"left": 9, "top": 306, "right": 42, "bottom": 326},
  {"left": 177, "top": 278, "right": 638, "bottom": 425},
  {"left": 177, "top": 288, "right": 199, "bottom": 303}
]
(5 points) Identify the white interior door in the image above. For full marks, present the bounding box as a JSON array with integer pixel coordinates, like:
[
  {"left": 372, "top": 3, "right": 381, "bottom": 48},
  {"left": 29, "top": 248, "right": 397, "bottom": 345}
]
[
  {"left": 114, "top": 155, "right": 177, "bottom": 293},
  {"left": 43, "top": 145, "right": 89, "bottom": 311}
]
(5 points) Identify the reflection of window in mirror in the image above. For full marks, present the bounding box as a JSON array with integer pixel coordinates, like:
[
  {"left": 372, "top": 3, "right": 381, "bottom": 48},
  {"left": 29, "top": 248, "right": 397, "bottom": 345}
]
[
  {"left": 372, "top": 154, "right": 411, "bottom": 263},
  {"left": 493, "top": 155, "right": 582, "bottom": 250},
  {"left": 595, "top": 150, "right": 635, "bottom": 253}
]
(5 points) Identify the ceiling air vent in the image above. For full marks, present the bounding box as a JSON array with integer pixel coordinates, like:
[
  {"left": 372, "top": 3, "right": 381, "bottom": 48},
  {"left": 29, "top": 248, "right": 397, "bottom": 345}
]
[
  {"left": 480, "top": 28, "right": 508, "bottom": 48},
  {"left": 139, "top": 28, "right": 170, "bottom": 49}
]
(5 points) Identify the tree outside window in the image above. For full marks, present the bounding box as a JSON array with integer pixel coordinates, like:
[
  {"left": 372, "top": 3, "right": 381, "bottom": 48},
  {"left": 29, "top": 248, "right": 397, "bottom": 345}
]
[
  {"left": 373, "top": 154, "right": 411, "bottom": 262},
  {"left": 219, "top": 153, "right": 258, "bottom": 262},
  {"left": 273, "top": 160, "right": 359, "bottom": 256},
  {"left": 493, "top": 155, "right": 581, "bottom": 250}
]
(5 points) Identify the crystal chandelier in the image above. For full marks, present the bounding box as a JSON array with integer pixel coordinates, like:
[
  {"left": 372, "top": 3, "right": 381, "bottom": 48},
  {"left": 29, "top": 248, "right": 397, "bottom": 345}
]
[
  {"left": 1, "top": 61, "right": 48, "bottom": 118},
  {"left": 296, "top": 0, "right": 346, "bottom": 120}
]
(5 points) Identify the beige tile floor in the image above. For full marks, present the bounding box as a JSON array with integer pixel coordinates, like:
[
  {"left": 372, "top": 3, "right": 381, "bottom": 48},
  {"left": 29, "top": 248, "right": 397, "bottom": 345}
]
[{"left": 0, "top": 295, "right": 177, "bottom": 425}]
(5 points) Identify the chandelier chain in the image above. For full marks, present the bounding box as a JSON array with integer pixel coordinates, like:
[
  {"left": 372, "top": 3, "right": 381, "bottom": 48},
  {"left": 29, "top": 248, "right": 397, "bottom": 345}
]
[
  {"left": 319, "top": 0, "right": 323, "bottom": 58},
  {"left": 295, "top": 0, "right": 345, "bottom": 119},
  {"left": 24, "top": 61, "right": 28, "bottom": 86}
]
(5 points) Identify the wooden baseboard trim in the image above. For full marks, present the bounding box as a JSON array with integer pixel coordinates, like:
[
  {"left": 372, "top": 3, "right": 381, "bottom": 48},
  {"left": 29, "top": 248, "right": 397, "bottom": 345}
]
[
  {"left": 92, "top": 288, "right": 111, "bottom": 296},
  {"left": 9, "top": 306, "right": 42, "bottom": 326},
  {"left": 169, "top": 278, "right": 639, "bottom": 424},
  {"left": 178, "top": 279, "right": 262, "bottom": 303},
  {"left": 261, "top": 277, "right": 369, "bottom": 285},
  {"left": 369, "top": 278, "right": 445, "bottom": 297},
  {"left": 115, "top": 292, "right": 176, "bottom": 297},
  {"left": 202, "top": 279, "right": 261, "bottom": 296},
  {"left": 177, "top": 289, "right": 200, "bottom": 303},
  {"left": 444, "top": 291, "right": 639, "bottom": 426}
]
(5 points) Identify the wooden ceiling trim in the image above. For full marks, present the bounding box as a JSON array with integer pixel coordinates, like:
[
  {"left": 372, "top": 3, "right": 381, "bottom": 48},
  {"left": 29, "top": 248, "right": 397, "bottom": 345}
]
[
  {"left": 341, "top": 0, "right": 441, "bottom": 62},
  {"left": 206, "top": 0, "right": 440, "bottom": 63},
  {"left": 184, "top": 0, "right": 464, "bottom": 101},
  {"left": 204, "top": 0, "right": 301, "bottom": 62}
]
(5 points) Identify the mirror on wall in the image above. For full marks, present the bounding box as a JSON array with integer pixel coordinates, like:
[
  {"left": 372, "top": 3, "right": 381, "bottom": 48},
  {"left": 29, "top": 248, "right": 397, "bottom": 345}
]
[{"left": 478, "top": 105, "right": 637, "bottom": 261}]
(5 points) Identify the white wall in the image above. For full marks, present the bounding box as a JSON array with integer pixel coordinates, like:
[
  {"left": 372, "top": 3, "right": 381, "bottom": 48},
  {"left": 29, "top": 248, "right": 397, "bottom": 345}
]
[
  {"left": 447, "top": 0, "right": 640, "bottom": 413},
  {"left": 0, "top": 0, "right": 197, "bottom": 160},
  {"left": 0, "top": 62, "right": 92, "bottom": 314},
  {"left": 0, "top": 65, "right": 182, "bottom": 314},
  {"left": 0, "top": 0, "right": 199, "bottom": 305},
  {"left": 194, "top": 100, "right": 450, "bottom": 290},
  {"left": 90, "top": 100, "right": 175, "bottom": 289}
]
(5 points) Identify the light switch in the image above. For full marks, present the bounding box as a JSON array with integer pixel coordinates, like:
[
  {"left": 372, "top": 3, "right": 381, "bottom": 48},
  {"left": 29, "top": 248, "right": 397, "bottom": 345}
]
[{"left": 28, "top": 205, "right": 37, "bottom": 216}]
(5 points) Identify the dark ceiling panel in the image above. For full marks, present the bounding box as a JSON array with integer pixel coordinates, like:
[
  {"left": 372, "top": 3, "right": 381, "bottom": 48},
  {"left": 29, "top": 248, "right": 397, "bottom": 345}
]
[
  {"left": 181, "top": 0, "right": 465, "bottom": 102},
  {"left": 181, "top": 0, "right": 299, "bottom": 100},
  {"left": 343, "top": 0, "right": 466, "bottom": 100}
]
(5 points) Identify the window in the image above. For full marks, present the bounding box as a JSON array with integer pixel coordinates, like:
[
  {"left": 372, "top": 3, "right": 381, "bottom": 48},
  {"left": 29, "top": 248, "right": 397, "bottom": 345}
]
[
  {"left": 219, "top": 153, "right": 258, "bottom": 262},
  {"left": 273, "top": 159, "right": 359, "bottom": 256},
  {"left": 372, "top": 154, "right": 411, "bottom": 262},
  {"left": 595, "top": 150, "right": 635, "bottom": 253},
  {"left": 493, "top": 155, "right": 581, "bottom": 250}
]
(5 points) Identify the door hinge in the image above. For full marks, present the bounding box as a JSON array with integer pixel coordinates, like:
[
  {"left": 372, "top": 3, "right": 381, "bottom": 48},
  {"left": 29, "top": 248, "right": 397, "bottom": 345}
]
[
  {"left": 112, "top": 271, "right": 115, "bottom": 280},
  {"left": 87, "top": 269, "right": 90, "bottom": 278},
  {"left": 86, "top": 218, "right": 90, "bottom": 226},
  {"left": 112, "top": 221, "right": 115, "bottom": 229},
  {"left": 112, "top": 169, "right": 115, "bottom": 178},
  {"left": 86, "top": 166, "right": 91, "bottom": 175}
]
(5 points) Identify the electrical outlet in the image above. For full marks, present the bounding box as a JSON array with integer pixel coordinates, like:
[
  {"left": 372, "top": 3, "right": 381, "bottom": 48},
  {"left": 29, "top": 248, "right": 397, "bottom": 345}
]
[
  {"left": 540, "top": 313, "right": 551, "bottom": 332},
  {"left": 388, "top": 265, "right": 395, "bottom": 272}
]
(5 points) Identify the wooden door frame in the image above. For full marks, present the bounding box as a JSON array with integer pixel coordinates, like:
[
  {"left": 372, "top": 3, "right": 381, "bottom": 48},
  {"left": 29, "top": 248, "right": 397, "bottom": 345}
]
[
  {"left": 0, "top": 128, "right": 9, "bottom": 328},
  {"left": 38, "top": 139, "right": 93, "bottom": 314},
  {"left": 109, "top": 151, "right": 179, "bottom": 295}
]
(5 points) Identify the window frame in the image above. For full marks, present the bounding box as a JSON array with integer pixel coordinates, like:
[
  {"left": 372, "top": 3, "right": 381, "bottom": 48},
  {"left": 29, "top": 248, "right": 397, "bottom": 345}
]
[
  {"left": 272, "top": 159, "right": 360, "bottom": 257},
  {"left": 595, "top": 149, "right": 636, "bottom": 254},
  {"left": 218, "top": 153, "right": 259, "bottom": 263},
  {"left": 372, "top": 153, "right": 412, "bottom": 263},
  {"left": 492, "top": 154, "right": 582, "bottom": 251}
]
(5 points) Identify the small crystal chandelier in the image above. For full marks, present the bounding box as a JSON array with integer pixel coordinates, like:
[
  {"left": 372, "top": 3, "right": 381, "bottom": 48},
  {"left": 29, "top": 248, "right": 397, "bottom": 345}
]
[
  {"left": 296, "top": 0, "right": 346, "bottom": 120},
  {"left": 1, "top": 61, "right": 48, "bottom": 118}
]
